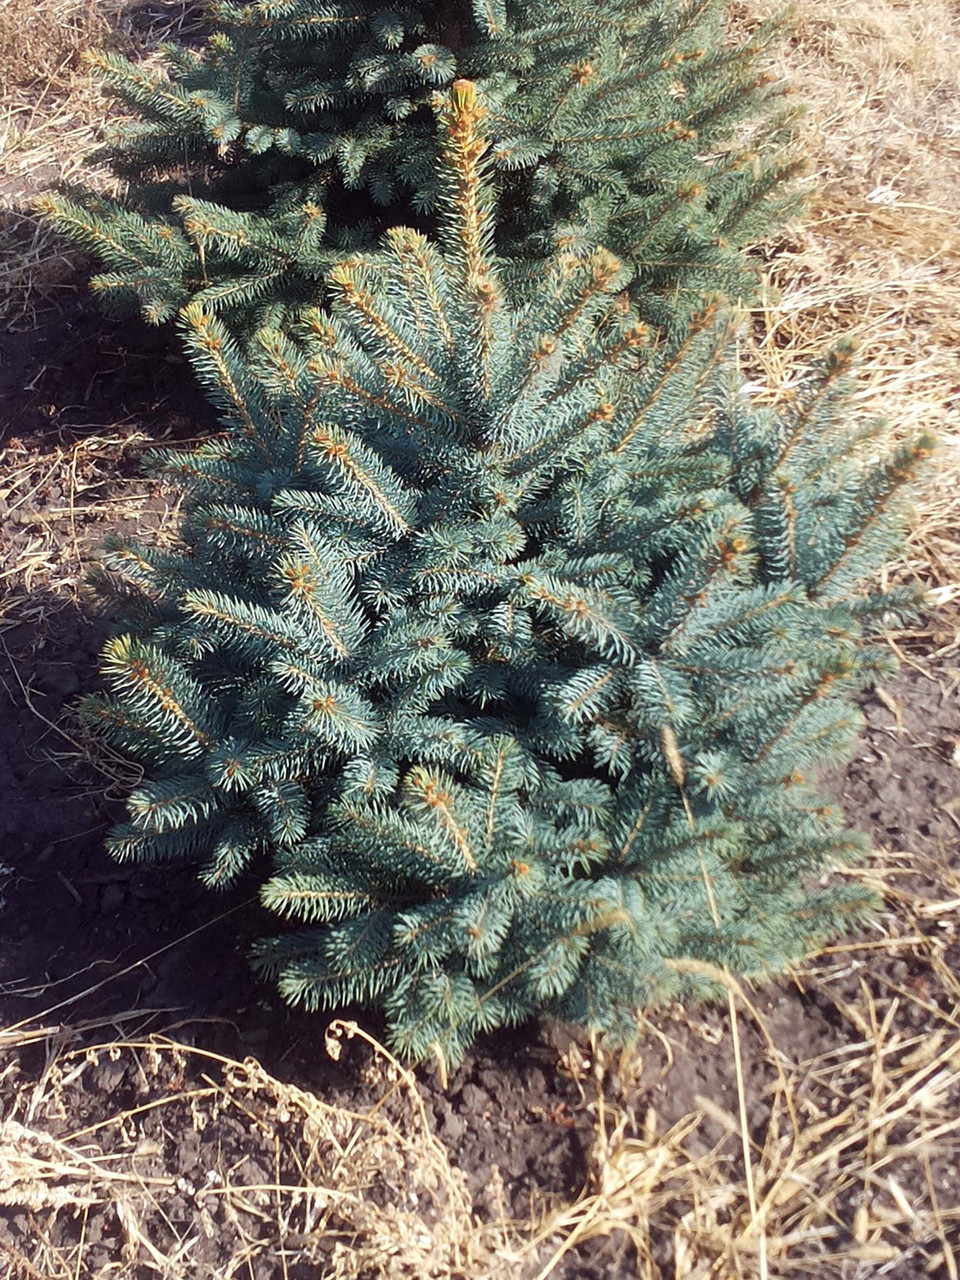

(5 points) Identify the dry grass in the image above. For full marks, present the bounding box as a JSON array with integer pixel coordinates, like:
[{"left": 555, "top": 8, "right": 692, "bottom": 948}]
[
  {"left": 0, "top": 1, "right": 959, "bottom": 1278},
  {"left": 0, "top": 0, "right": 202, "bottom": 327},
  {"left": 0, "top": 1025, "right": 484, "bottom": 1280},
  {"left": 0, "top": 0, "right": 117, "bottom": 325},
  {"left": 0, "top": 925, "right": 527, "bottom": 1277},
  {"left": 530, "top": 842, "right": 960, "bottom": 1278},
  {"left": 1, "top": 838, "right": 957, "bottom": 1278},
  {"left": 736, "top": 0, "right": 960, "bottom": 642},
  {"left": 0, "top": 429, "right": 184, "bottom": 628}
]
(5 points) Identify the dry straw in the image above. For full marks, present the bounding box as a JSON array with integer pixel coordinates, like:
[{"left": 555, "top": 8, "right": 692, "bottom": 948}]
[
  {"left": 0, "top": 0, "right": 212, "bottom": 327},
  {"left": 735, "top": 0, "right": 960, "bottom": 647},
  {"left": 0, "top": 429, "right": 184, "bottom": 624},
  {"left": 526, "top": 842, "right": 960, "bottom": 1278},
  {"left": 0, "top": 1, "right": 958, "bottom": 1277},
  {"left": 2, "top": 842, "right": 958, "bottom": 1279},
  {"left": 1, "top": 0, "right": 114, "bottom": 326},
  {"left": 0, "top": 1025, "right": 482, "bottom": 1279}
]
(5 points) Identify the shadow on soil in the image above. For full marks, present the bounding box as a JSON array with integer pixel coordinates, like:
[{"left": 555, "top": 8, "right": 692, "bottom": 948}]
[{"left": 1, "top": 289, "right": 215, "bottom": 447}]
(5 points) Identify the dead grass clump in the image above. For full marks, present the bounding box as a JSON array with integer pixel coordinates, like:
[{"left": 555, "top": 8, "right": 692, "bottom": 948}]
[
  {"left": 0, "top": 0, "right": 205, "bottom": 327},
  {"left": 0, "top": 0, "right": 111, "bottom": 92},
  {"left": 735, "top": 0, "right": 960, "bottom": 644},
  {"left": 0, "top": 428, "right": 182, "bottom": 629},
  {"left": 0, "top": 1024, "right": 483, "bottom": 1280},
  {"left": 740, "top": 0, "right": 960, "bottom": 424},
  {"left": 529, "top": 841, "right": 960, "bottom": 1279},
  {"left": 0, "top": 0, "right": 123, "bottom": 324}
]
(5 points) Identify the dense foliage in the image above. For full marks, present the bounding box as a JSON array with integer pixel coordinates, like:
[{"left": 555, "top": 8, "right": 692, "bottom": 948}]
[
  {"left": 37, "top": 0, "right": 801, "bottom": 334},
  {"left": 81, "top": 83, "right": 929, "bottom": 1067}
]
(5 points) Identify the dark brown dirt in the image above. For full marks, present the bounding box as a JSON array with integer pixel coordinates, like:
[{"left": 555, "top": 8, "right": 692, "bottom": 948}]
[
  {"left": 1, "top": 293, "right": 214, "bottom": 446},
  {"left": 1, "top": 287, "right": 959, "bottom": 1278}
]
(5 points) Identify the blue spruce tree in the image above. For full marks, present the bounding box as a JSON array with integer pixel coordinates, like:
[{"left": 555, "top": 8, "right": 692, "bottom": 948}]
[
  {"left": 82, "top": 82, "right": 929, "bottom": 1069},
  {"left": 37, "top": 0, "right": 800, "bottom": 333}
]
